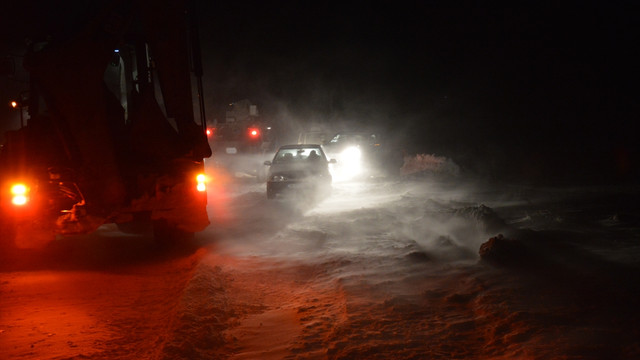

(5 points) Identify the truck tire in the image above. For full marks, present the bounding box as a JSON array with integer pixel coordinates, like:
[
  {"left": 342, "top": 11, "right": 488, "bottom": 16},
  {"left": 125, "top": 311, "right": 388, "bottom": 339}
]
[
  {"left": 116, "top": 211, "right": 153, "bottom": 235},
  {"left": 152, "top": 219, "right": 194, "bottom": 246},
  {"left": 266, "top": 188, "right": 276, "bottom": 199},
  {"left": 0, "top": 219, "right": 17, "bottom": 255},
  {"left": 0, "top": 218, "right": 54, "bottom": 250}
]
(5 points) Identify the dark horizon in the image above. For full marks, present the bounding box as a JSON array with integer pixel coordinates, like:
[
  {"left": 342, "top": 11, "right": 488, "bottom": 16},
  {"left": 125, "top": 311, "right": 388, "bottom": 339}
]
[
  {"left": 1, "top": 0, "right": 637, "bottom": 184},
  {"left": 195, "top": 1, "right": 638, "bottom": 184}
]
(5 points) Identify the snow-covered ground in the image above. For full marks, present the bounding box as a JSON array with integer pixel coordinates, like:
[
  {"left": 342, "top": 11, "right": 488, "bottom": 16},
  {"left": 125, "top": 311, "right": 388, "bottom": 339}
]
[{"left": 1, "top": 172, "right": 639, "bottom": 359}]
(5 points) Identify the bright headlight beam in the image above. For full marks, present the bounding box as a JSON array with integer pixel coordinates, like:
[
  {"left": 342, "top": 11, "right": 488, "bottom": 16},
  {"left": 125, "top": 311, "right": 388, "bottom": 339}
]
[
  {"left": 341, "top": 146, "right": 362, "bottom": 162},
  {"left": 331, "top": 146, "right": 363, "bottom": 182}
]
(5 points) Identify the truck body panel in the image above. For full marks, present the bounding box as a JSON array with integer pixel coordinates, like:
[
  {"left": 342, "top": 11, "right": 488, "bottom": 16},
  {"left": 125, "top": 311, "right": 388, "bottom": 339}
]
[{"left": 1, "top": 0, "right": 211, "bottom": 248}]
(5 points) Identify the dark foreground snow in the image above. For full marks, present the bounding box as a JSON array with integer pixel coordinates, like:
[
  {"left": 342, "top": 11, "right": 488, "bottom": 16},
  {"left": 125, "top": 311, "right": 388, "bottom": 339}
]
[{"left": 1, "top": 174, "right": 639, "bottom": 359}]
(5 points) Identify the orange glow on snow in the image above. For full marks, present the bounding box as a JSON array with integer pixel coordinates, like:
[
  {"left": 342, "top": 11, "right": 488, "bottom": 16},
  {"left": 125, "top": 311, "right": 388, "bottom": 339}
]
[
  {"left": 204, "top": 167, "right": 232, "bottom": 224},
  {"left": 0, "top": 252, "right": 205, "bottom": 359}
]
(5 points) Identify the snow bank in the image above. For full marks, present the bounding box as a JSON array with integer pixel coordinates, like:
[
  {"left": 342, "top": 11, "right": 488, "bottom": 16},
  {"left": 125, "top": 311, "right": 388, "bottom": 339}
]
[
  {"left": 400, "top": 153, "right": 460, "bottom": 177},
  {"left": 161, "top": 262, "right": 234, "bottom": 360}
]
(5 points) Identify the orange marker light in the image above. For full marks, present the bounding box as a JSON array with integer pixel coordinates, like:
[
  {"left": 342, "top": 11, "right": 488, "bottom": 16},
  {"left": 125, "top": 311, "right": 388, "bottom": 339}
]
[
  {"left": 196, "top": 174, "right": 207, "bottom": 192},
  {"left": 10, "top": 183, "right": 29, "bottom": 206}
]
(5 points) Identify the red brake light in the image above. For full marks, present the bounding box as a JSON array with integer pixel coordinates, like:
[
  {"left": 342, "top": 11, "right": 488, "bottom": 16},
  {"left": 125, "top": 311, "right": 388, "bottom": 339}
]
[{"left": 248, "top": 128, "right": 260, "bottom": 138}]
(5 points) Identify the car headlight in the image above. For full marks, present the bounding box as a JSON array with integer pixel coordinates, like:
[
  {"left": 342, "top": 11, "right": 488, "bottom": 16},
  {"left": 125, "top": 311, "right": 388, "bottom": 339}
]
[
  {"left": 331, "top": 146, "right": 362, "bottom": 182},
  {"left": 341, "top": 146, "right": 362, "bottom": 162},
  {"left": 271, "top": 175, "right": 286, "bottom": 182}
]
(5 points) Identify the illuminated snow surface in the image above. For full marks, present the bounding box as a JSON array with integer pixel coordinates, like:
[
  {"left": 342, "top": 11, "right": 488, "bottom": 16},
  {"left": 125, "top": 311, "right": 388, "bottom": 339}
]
[{"left": 1, "top": 174, "right": 639, "bottom": 359}]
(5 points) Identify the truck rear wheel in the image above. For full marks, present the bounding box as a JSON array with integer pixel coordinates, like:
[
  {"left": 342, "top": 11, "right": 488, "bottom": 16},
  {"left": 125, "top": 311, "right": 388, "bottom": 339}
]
[
  {"left": 267, "top": 188, "right": 276, "bottom": 199},
  {"left": 116, "top": 211, "right": 153, "bottom": 235},
  {"left": 0, "top": 219, "right": 17, "bottom": 255},
  {"left": 0, "top": 218, "right": 55, "bottom": 250},
  {"left": 152, "top": 219, "right": 194, "bottom": 246}
]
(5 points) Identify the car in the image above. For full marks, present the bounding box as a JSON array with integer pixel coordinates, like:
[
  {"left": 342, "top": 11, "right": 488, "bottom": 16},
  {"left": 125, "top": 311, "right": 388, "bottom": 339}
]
[
  {"left": 264, "top": 144, "right": 335, "bottom": 199},
  {"left": 321, "top": 131, "right": 382, "bottom": 180},
  {"left": 206, "top": 101, "right": 277, "bottom": 181},
  {"left": 297, "top": 130, "right": 330, "bottom": 145}
]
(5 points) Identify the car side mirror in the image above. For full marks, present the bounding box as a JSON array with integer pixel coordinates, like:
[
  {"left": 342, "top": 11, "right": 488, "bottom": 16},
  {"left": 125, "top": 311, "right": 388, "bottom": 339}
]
[
  {"left": 329, "top": 158, "right": 337, "bottom": 164},
  {"left": 264, "top": 160, "right": 272, "bottom": 166}
]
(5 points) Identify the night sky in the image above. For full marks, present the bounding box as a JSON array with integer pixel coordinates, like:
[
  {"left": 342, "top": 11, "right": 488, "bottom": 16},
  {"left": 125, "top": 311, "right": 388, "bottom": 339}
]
[
  {"left": 196, "top": 1, "right": 637, "bottom": 184},
  {"left": 1, "top": 1, "right": 638, "bottom": 184}
]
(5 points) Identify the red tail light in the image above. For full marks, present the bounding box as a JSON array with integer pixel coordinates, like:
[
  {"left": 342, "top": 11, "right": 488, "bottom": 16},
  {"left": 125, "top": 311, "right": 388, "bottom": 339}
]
[{"left": 248, "top": 127, "right": 260, "bottom": 138}]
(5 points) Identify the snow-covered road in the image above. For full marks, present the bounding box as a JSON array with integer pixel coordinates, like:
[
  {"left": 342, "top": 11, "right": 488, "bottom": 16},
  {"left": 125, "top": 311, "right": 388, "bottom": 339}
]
[{"left": 1, "top": 175, "right": 639, "bottom": 359}]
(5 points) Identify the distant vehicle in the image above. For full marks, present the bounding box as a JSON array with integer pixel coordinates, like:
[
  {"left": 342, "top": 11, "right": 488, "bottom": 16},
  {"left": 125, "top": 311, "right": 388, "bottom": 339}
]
[
  {"left": 322, "top": 131, "right": 390, "bottom": 180},
  {"left": 207, "top": 100, "right": 276, "bottom": 181},
  {"left": 264, "top": 144, "right": 335, "bottom": 199},
  {"left": 297, "top": 130, "right": 330, "bottom": 145}
]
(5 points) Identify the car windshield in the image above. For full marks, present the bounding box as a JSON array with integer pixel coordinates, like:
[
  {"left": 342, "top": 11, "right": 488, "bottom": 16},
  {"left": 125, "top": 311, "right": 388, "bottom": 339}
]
[
  {"left": 328, "top": 133, "right": 379, "bottom": 146},
  {"left": 273, "top": 148, "right": 325, "bottom": 164}
]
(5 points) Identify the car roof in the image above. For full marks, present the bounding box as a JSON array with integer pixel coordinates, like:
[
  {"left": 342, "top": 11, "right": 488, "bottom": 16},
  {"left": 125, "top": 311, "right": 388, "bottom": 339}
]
[
  {"left": 277, "top": 144, "right": 323, "bottom": 150},
  {"left": 331, "top": 131, "right": 378, "bottom": 136}
]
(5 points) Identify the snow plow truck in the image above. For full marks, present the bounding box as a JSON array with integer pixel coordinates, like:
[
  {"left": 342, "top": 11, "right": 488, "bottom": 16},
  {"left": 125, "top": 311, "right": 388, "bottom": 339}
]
[{"left": 0, "top": 0, "right": 212, "bottom": 249}]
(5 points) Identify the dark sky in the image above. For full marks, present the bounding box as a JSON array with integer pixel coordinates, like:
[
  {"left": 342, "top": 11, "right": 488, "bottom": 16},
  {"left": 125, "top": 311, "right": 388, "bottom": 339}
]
[
  {"left": 197, "top": 1, "right": 635, "bottom": 115},
  {"left": 196, "top": 1, "right": 637, "bottom": 183},
  {"left": 1, "top": 0, "right": 637, "bottom": 184}
]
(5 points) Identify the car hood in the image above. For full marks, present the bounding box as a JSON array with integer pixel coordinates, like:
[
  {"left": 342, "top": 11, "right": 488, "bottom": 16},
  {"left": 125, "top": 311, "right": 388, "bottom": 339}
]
[{"left": 268, "top": 162, "right": 328, "bottom": 178}]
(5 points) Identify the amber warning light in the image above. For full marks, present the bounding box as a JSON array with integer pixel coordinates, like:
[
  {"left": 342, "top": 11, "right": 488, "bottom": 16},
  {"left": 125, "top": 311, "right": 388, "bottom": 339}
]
[
  {"left": 196, "top": 174, "right": 207, "bottom": 192},
  {"left": 10, "top": 183, "right": 29, "bottom": 206}
]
